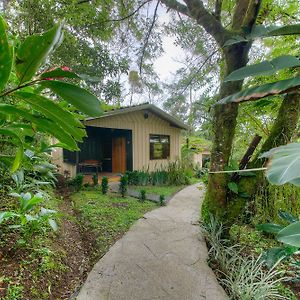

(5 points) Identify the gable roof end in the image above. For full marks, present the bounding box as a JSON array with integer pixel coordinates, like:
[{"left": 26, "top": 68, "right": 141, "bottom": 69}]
[{"left": 85, "top": 103, "right": 188, "bottom": 130}]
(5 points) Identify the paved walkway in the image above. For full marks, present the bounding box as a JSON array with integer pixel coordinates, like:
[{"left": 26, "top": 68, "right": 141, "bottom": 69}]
[{"left": 77, "top": 184, "right": 228, "bottom": 300}]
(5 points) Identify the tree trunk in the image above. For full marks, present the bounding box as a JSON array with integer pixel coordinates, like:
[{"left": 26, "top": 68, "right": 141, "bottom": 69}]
[
  {"left": 254, "top": 92, "right": 300, "bottom": 165},
  {"left": 233, "top": 92, "right": 300, "bottom": 222},
  {"left": 203, "top": 42, "right": 251, "bottom": 219}
]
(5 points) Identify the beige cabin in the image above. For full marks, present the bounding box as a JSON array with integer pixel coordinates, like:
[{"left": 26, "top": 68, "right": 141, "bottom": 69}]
[{"left": 52, "top": 103, "right": 188, "bottom": 177}]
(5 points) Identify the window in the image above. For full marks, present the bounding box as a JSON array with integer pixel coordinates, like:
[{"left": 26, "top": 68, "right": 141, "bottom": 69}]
[{"left": 150, "top": 134, "right": 170, "bottom": 160}]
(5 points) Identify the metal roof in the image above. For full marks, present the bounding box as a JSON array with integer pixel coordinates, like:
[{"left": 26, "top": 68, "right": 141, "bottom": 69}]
[{"left": 85, "top": 103, "right": 188, "bottom": 130}]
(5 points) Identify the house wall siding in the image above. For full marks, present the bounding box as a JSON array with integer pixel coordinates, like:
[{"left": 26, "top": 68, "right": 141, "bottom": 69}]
[
  {"left": 52, "top": 110, "right": 182, "bottom": 174},
  {"left": 85, "top": 110, "right": 182, "bottom": 171}
]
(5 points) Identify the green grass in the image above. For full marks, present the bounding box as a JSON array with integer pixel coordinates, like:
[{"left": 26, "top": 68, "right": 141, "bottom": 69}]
[
  {"left": 129, "top": 185, "right": 184, "bottom": 196},
  {"left": 72, "top": 191, "right": 157, "bottom": 258}
]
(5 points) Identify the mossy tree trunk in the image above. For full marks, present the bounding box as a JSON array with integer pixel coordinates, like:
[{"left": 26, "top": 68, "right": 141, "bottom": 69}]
[
  {"left": 204, "top": 42, "right": 251, "bottom": 217},
  {"left": 160, "top": 0, "right": 262, "bottom": 220},
  {"left": 234, "top": 92, "right": 300, "bottom": 222}
]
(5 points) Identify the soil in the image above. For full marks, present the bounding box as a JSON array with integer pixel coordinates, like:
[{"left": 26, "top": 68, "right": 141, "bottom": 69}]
[{"left": 0, "top": 186, "right": 99, "bottom": 300}]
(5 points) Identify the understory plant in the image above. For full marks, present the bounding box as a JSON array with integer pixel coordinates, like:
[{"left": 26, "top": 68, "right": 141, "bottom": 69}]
[
  {"left": 119, "top": 175, "right": 128, "bottom": 197},
  {"left": 203, "top": 216, "right": 289, "bottom": 300},
  {"left": 0, "top": 192, "right": 57, "bottom": 232},
  {"left": 139, "top": 189, "right": 146, "bottom": 202},
  {"left": 92, "top": 174, "right": 98, "bottom": 186},
  {"left": 126, "top": 160, "right": 191, "bottom": 187},
  {"left": 101, "top": 176, "right": 108, "bottom": 195},
  {"left": 68, "top": 174, "right": 84, "bottom": 191},
  {"left": 159, "top": 194, "right": 165, "bottom": 206}
]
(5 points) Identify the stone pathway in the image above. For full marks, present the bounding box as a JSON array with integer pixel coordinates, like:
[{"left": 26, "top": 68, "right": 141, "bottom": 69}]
[{"left": 77, "top": 184, "right": 228, "bottom": 300}]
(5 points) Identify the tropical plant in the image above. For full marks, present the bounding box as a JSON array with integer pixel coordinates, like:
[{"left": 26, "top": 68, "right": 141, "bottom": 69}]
[
  {"left": 159, "top": 194, "right": 165, "bottom": 206},
  {"left": 101, "top": 176, "right": 108, "bottom": 195},
  {"left": 92, "top": 174, "right": 98, "bottom": 186},
  {"left": 203, "top": 215, "right": 288, "bottom": 300},
  {"left": 0, "top": 192, "right": 57, "bottom": 232},
  {"left": 0, "top": 16, "right": 102, "bottom": 176},
  {"left": 139, "top": 189, "right": 146, "bottom": 202},
  {"left": 68, "top": 174, "right": 84, "bottom": 191},
  {"left": 119, "top": 175, "right": 128, "bottom": 197}
]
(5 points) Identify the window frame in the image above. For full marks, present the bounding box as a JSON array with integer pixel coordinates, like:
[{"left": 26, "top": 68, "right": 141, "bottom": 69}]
[{"left": 149, "top": 134, "right": 170, "bottom": 160}]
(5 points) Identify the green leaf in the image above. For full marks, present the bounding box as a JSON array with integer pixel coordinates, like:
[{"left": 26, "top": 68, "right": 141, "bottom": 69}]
[
  {"left": 218, "top": 77, "right": 300, "bottom": 104},
  {"left": 48, "top": 218, "right": 58, "bottom": 231},
  {"left": 261, "top": 246, "right": 298, "bottom": 269},
  {"left": 0, "top": 211, "right": 17, "bottom": 224},
  {"left": 40, "top": 67, "right": 80, "bottom": 80},
  {"left": 225, "top": 56, "right": 300, "bottom": 82},
  {"left": 0, "top": 104, "right": 79, "bottom": 150},
  {"left": 16, "top": 22, "right": 63, "bottom": 84},
  {"left": 40, "top": 80, "right": 102, "bottom": 116},
  {"left": 256, "top": 223, "right": 284, "bottom": 234},
  {"left": 14, "top": 91, "right": 85, "bottom": 141},
  {"left": 20, "top": 194, "right": 43, "bottom": 213},
  {"left": 228, "top": 182, "right": 239, "bottom": 194},
  {"left": 264, "top": 143, "right": 300, "bottom": 186},
  {"left": 11, "top": 146, "right": 23, "bottom": 173},
  {"left": 278, "top": 210, "right": 298, "bottom": 223},
  {"left": 277, "top": 221, "right": 300, "bottom": 247},
  {"left": 0, "top": 16, "right": 13, "bottom": 92},
  {"left": 251, "top": 24, "right": 300, "bottom": 38}
]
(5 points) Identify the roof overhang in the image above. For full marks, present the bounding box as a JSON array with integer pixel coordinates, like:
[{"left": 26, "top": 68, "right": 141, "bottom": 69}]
[{"left": 85, "top": 103, "right": 189, "bottom": 130}]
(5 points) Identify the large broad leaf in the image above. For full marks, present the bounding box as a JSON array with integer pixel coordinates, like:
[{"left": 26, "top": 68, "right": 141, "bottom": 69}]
[
  {"left": 278, "top": 210, "right": 298, "bottom": 223},
  {"left": 16, "top": 23, "right": 63, "bottom": 84},
  {"left": 251, "top": 24, "right": 300, "bottom": 38},
  {"left": 225, "top": 56, "right": 300, "bottom": 82},
  {"left": 40, "top": 80, "right": 102, "bottom": 116},
  {"left": 14, "top": 91, "right": 85, "bottom": 141},
  {"left": 261, "top": 246, "right": 298, "bottom": 269},
  {"left": 264, "top": 143, "right": 300, "bottom": 186},
  {"left": 0, "top": 104, "right": 79, "bottom": 150},
  {"left": 0, "top": 16, "right": 13, "bottom": 92},
  {"left": 223, "top": 24, "right": 300, "bottom": 47},
  {"left": 277, "top": 221, "right": 300, "bottom": 247},
  {"left": 218, "top": 76, "right": 300, "bottom": 104},
  {"left": 40, "top": 67, "right": 80, "bottom": 80},
  {"left": 256, "top": 223, "right": 284, "bottom": 234}
]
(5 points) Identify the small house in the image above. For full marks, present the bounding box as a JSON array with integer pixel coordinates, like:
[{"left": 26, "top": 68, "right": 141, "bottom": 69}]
[{"left": 52, "top": 103, "right": 188, "bottom": 177}]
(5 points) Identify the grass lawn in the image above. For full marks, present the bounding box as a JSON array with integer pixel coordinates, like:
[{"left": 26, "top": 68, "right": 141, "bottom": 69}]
[
  {"left": 128, "top": 185, "right": 185, "bottom": 197},
  {"left": 72, "top": 191, "right": 157, "bottom": 259}
]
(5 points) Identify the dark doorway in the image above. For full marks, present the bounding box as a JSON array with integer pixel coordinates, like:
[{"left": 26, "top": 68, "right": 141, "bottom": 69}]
[{"left": 63, "top": 126, "right": 133, "bottom": 173}]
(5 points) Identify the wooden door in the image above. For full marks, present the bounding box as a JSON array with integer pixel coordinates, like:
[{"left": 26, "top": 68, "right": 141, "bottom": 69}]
[{"left": 112, "top": 137, "right": 126, "bottom": 173}]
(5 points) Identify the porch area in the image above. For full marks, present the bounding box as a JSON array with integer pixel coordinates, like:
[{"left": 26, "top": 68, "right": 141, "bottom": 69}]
[
  {"left": 83, "top": 172, "right": 121, "bottom": 184},
  {"left": 63, "top": 126, "right": 133, "bottom": 176}
]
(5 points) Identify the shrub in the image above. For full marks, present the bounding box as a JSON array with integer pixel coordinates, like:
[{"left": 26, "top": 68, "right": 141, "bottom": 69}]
[
  {"left": 126, "top": 161, "right": 192, "bottom": 187},
  {"left": 68, "top": 173, "right": 84, "bottom": 191},
  {"left": 92, "top": 174, "right": 98, "bottom": 186},
  {"left": 139, "top": 190, "right": 146, "bottom": 202},
  {"left": 119, "top": 175, "right": 128, "bottom": 197},
  {"left": 101, "top": 176, "right": 108, "bottom": 195},
  {"left": 159, "top": 195, "right": 165, "bottom": 206},
  {"left": 203, "top": 216, "right": 289, "bottom": 300},
  {"left": 0, "top": 192, "right": 58, "bottom": 233}
]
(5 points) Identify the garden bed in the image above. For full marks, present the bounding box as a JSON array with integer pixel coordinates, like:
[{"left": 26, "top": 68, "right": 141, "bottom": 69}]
[{"left": 0, "top": 189, "right": 157, "bottom": 300}]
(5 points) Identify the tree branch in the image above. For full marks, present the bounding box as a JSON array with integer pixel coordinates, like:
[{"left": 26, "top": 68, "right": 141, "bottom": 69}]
[
  {"left": 232, "top": 0, "right": 262, "bottom": 30},
  {"left": 160, "top": 0, "right": 191, "bottom": 17},
  {"left": 214, "top": 0, "right": 222, "bottom": 21},
  {"left": 139, "top": 0, "right": 160, "bottom": 74},
  {"left": 183, "top": 0, "right": 229, "bottom": 46}
]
